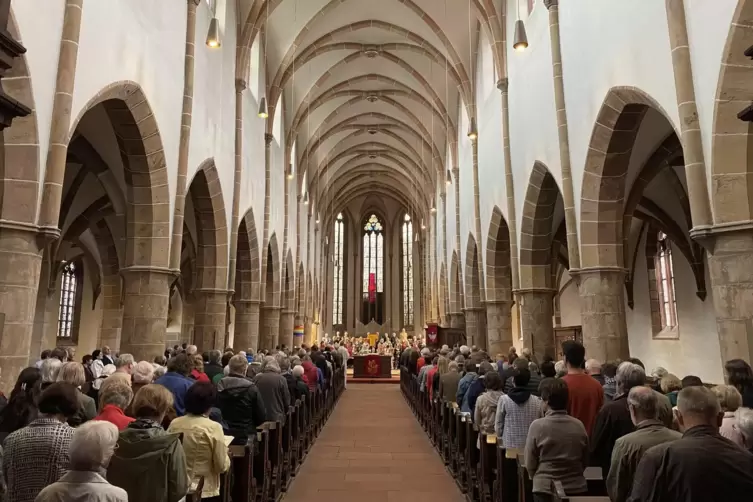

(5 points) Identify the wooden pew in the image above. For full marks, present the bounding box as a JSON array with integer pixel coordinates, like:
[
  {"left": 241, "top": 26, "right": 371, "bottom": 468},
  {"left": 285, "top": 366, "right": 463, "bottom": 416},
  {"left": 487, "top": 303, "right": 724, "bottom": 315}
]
[
  {"left": 477, "top": 433, "right": 496, "bottom": 502},
  {"left": 267, "top": 421, "right": 283, "bottom": 502},
  {"left": 454, "top": 410, "right": 468, "bottom": 493},
  {"left": 517, "top": 453, "right": 607, "bottom": 502},
  {"left": 464, "top": 421, "right": 480, "bottom": 502},
  {"left": 186, "top": 476, "right": 204, "bottom": 502},
  {"left": 227, "top": 443, "right": 254, "bottom": 502},
  {"left": 281, "top": 405, "right": 294, "bottom": 492},
  {"left": 254, "top": 425, "right": 270, "bottom": 502},
  {"left": 553, "top": 481, "right": 610, "bottom": 502}
]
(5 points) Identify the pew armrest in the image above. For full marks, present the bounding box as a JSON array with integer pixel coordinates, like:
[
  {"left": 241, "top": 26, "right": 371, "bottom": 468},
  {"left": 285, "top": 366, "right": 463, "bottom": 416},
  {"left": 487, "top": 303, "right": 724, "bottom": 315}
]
[{"left": 553, "top": 480, "right": 567, "bottom": 501}]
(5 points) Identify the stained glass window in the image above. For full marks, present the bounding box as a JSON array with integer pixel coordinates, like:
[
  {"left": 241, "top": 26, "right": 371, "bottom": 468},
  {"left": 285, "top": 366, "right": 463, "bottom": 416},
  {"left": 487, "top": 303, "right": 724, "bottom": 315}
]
[
  {"left": 332, "top": 213, "right": 345, "bottom": 325},
  {"left": 362, "top": 214, "right": 384, "bottom": 300},
  {"left": 402, "top": 214, "right": 414, "bottom": 326},
  {"left": 655, "top": 232, "right": 678, "bottom": 328},
  {"left": 57, "top": 261, "right": 78, "bottom": 339}
]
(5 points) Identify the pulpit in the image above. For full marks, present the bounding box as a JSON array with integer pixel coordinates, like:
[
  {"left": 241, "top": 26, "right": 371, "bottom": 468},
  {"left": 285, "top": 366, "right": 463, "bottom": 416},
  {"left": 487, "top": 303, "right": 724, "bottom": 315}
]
[{"left": 352, "top": 354, "right": 392, "bottom": 378}]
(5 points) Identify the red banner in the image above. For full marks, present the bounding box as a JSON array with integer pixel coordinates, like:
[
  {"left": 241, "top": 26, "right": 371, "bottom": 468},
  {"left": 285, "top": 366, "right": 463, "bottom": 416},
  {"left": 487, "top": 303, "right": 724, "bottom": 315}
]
[
  {"left": 368, "top": 273, "right": 376, "bottom": 303},
  {"left": 426, "top": 324, "right": 439, "bottom": 345},
  {"left": 364, "top": 354, "right": 381, "bottom": 376}
]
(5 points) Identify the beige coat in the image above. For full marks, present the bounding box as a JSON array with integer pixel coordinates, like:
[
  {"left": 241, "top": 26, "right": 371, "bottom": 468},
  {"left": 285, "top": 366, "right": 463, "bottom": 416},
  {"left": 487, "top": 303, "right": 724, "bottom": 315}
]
[
  {"left": 474, "top": 390, "right": 503, "bottom": 436},
  {"left": 35, "top": 471, "right": 128, "bottom": 502},
  {"left": 168, "top": 414, "right": 231, "bottom": 498}
]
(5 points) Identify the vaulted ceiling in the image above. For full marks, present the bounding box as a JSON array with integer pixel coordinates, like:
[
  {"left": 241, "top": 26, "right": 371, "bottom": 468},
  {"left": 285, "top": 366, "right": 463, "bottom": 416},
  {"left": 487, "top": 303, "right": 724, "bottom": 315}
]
[{"left": 236, "top": 0, "right": 503, "bottom": 226}]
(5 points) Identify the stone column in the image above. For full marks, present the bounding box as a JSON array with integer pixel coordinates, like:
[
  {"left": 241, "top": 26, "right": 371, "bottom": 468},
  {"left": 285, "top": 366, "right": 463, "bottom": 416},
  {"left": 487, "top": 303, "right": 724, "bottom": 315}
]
[
  {"left": 0, "top": 225, "right": 43, "bottom": 389},
  {"left": 120, "top": 267, "right": 171, "bottom": 361},
  {"left": 485, "top": 300, "right": 513, "bottom": 356},
  {"left": 38, "top": 0, "right": 84, "bottom": 231},
  {"left": 449, "top": 312, "right": 465, "bottom": 329},
  {"left": 169, "top": 0, "right": 202, "bottom": 272},
  {"left": 701, "top": 227, "right": 753, "bottom": 363},
  {"left": 665, "top": 0, "right": 713, "bottom": 229},
  {"left": 260, "top": 305, "right": 281, "bottom": 350},
  {"left": 518, "top": 289, "right": 555, "bottom": 360},
  {"left": 440, "top": 191, "right": 449, "bottom": 326},
  {"left": 545, "top": 0, "right": 581, "bottom": 269},
  {"left": 498, "top": 79, "right": 521, "bottom": 294},
  {"left": 192, "top": 289, "right": 228, "bottom": 352},
  {"left": 98, "top": 271, "right": 123, "bottom": 350},
  {"left": 576, "top": 268, "right": 629, "bottom": 362},
  {"left": 234, "top": 300, "right": 260, "bottom": 352},
  {"left": 463, "top": 307, "right": 486, "bottom": 349},
  {"left": 226, "top": 80, "right": 246, "bottom": 298},
  {"left": 452, "top": 167, "right": 465, "bottom": 311},
  {"left": 279, "top": 309, "right": 295, "bottom": 349},
  {"left": 470, "top": 139, "right": 486, "bottom": 306},
  {"left": 259, "top": 134, "right": 273, "bottom": 301}
]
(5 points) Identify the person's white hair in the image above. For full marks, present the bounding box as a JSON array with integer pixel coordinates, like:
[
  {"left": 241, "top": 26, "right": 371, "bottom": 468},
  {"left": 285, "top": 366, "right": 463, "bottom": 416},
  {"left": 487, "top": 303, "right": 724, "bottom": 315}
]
[
  {"left": 420, "top": 347, "right": 431, "bottom": 357},
  {"left": 132, "top": 360, "right": 155, "bottom": 384},
  {"left": 677, "top": 385, "right": 721, "bottom": 418},
  {"left": 264, "top": 359, "right": 281, "bottom": 373},
  {"left": 616, "top": 361, "right": 646, "bottom": 394},
  {"left": 114, "top": 353, "right": 134, "bottom": 369},
  {"left": 651, "top": 367, "right": 668, "bottom": 380},
  {"left": 554, "top": 360, "right": 566, "bottom": 375},
  {"left": 459, "top": 345, "right": 470, "bottom": 355},
  {"left": 735, "top": 407, "right": 753, "bottom": 446},
  {"left": 585, "top": 359, "right": 602, "bottom": 374},
  {"left": 40, "top": 358, "right": 62, "bottom": 383},
  {"left": 153, "top": 365, "right": 167, "bottom": 379},
  {"left": 186, "top": 345, "right": 198, "bottom": 356},
  {"left": 69, "top": 420, "right": 120, "bottom": 470},
  {"left": 228, "top": 354, "right": 248, "bottom": 375},
  {"left": 292, "top": 365, "right": 305, "bottom": 378}
]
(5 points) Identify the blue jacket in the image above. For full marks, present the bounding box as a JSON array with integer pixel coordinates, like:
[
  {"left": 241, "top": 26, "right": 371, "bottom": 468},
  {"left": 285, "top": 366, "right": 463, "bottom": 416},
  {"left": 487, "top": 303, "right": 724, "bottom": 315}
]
[
  {"left": 155, "top": 372, "right": 194, "bottom": 416},
  {"left": 465, "top": 376, "right": 485, "bottom": 418},
  {"left": 457, "top": 372, "right": 478, "bottom": 412}
]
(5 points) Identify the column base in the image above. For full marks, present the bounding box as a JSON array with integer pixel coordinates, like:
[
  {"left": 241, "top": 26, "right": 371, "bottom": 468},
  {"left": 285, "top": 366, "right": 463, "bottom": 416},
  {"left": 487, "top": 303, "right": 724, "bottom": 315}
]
[
  {"left": 193, "top": 289, "right": 228, "bottom": 352},
  {"left": 517, "top": 288, "right": 555, "bottom": 361},
  {"left": 279, "top": 309, "right": 295, "bottom": 350},
  {"left": 572, "top": 267, "right": 629, "bottom": 362},
  {"left": 234, "top": 300, "right": 260, "bottom": 352},
  {"left": 462, "top": 307, "right": 486, "bottom": 349},
  {"left": 449, "top": 311, "right": 465, "bottom": 329},
  {"left": 260, "top": 305, "right": 282, "bottom": 350},
  {"left": 120, "top": 266, "right": 172, "bottom": 361},
  {"left": 485, "top": 300, "right": 513, "bottom": 356}
]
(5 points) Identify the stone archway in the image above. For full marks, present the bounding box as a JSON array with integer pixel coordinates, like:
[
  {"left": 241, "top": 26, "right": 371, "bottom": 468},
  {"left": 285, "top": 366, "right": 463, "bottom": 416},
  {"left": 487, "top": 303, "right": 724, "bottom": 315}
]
[
  {"left": 279, "top": 250, "right": 295, "bottom": 349},
  {"left": 449, "top": 251, "right": 464, "bottom": 329},
  {"left": 439, "top": 262, "right": 448, "bottom": 326},
  {"left": 184, "top": 160, "right": 229, "bottom": 352},
  {"left": 519, "top": 162, "right": 562, "bottom": 359},
  {"left": 708, "top": 0, "right": 753, "bottom": 363},
  {"left": 234, "top": 208, "right": 261, "bottom": 351},
  {"left": 579, "top": 88, "right": 675, "bottom": 362},
  {"left": 464, "top": 234, "right": 485, "bottom": 348},
  {"left": 260, "top": 233, "right": 282, "bottom": 350},
  {"left": 485, "top": 207, "right": 513, "bottom": 355}
]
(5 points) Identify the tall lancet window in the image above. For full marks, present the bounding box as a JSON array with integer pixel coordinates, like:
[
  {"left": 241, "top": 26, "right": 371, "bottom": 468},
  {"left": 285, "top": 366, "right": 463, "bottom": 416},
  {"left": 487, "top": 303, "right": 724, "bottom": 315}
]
[
  {"left": 655, "top": 232, "right": 678, "bottom": 328},
  {"left": 332, "top": 213, "right": 345, "bottom": 326},
  {"left": 57, "top": 260, "right": 82, "bottom": 340},
  {"left": 402, "top": 214, "right": 414, "bottom": 327},
  {"left": 361, "top": 214, "right": 384, "bottom": 324}
]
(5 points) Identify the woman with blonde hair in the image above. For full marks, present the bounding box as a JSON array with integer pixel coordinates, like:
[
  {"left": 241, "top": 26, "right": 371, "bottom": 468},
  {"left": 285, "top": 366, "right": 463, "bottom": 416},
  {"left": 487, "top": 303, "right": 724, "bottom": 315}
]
[
  {"left": 57, "top": 361, "right": 97, "bottom": 426},
  {"left": 712, "top": 384, "right": 745, "bottom": 447},
  {"left": 660, "top": 374, "right": 682, "bottom": 406},
  {"left": 107, "top": 384, "right": 189, "bottom": 502}
]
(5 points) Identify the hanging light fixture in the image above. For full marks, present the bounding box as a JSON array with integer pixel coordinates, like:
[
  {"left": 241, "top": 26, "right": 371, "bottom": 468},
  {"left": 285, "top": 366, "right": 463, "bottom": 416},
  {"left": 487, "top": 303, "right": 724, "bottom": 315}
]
[
  {"left": 513, "top": 0, "right": 529, "bottom": 53},
  {"left": 206, "top": 17, "right": 221, "bottom": 48},
  {"left": 286, "top": 164, "right": 294, "bottom": 181},
  {"left": 415, "top": 231, "right": 420, "bottom": 243},
  {"left": 316, "top": 212, "right": 320, "bottom": 225},
  {"left": 468, "top": 117, "right": 478, "bottom": 140},
  {"left": 446, "top": 169, "right": 452, "bottom": 185},
  {"left": 258, "top": 96, "right": 268, "bottom": 118},
  {"left": 430, "top": 199, "right": 436, "bottom": 213},
  {"left": 421, "top": 218, "right": 426, "bottom": 230},
  {"left": 303, "top": 192, "right": 309, "bottom": 205}
]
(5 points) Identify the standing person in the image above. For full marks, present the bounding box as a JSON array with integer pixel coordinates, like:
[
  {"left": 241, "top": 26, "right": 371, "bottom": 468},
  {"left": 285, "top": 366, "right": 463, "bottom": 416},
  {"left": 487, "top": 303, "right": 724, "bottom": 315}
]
[
  {"left": 586, "top": 359, "right": 604, "bottom": 385},
  {"left": 155, "top": 353, "right": 195, "bottom": 416},
  {"left": 440, "top": 361, "right": 462, "bottom": 404},
  {"left": 101, "top": 346, "right": 114, "bottom": 366},
  {"left": 712, "top": 384, "right": 745, "bottom": 446},
  {"left": 456, "top": 362, "right": 479, "bottom": 413},
  {"left": 3, "top": 383, "right": 79, "bottom": 502},
  {"left": 495, "top": 368, "right": 543, "bottom": 449},
  {"left": 107, "top": 385, "right": 188, "bottom": 502},
  {"left": 628, "top": 386, "right": 753, "bottom": 502},
  {"left": 94, "top": 380, "right": 135, "bottom": 431},
  {"left": 590, "top": 362, "right": 646, "bottom": 476},
  {"left": 204, "top": 350, "right": 224, "bottom": 383},
  {"left": 217, "top": 355, "right": 267, "bottom": 441},
  {"left": 35, "top": 421, "right": 128, "bottom": 502},
  {"left": 168, "top": 383, "right": 230, "bottom": 502},
  {"left": 109, "top": 355, "right": 135, "bottom": 386},
  {"left": 189, "top": 355, "right": 211, "bottom": 383},
  {"left": 524, "top": 379, "right": 589, "bottom": 502},
  {"left": 56, "top": 362, "right": 97, "bottom": 427},
  {"left": 606, "top": 386, "right": 681, "bottom": 502},
  {"left": 560, "top": 341, "right": 603, "bottom": 435},
  {"left": 474, "top": 371, "right": 504, "bottom": 437},
  {"left": 253, "top": 359, "right": 291, "bottom": 425},
  {"left": 725, "top": 359, "right": 753, "bottom": 408},
  {"left": 0, "top": 368, "right": 41, "bottom": 444}
]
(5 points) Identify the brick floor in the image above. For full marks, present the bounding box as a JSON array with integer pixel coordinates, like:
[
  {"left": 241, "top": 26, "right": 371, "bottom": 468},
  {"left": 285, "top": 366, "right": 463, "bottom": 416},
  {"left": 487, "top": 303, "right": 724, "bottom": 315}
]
[{"left": 284, "top": 384, "right": 466, "bottom": 502}]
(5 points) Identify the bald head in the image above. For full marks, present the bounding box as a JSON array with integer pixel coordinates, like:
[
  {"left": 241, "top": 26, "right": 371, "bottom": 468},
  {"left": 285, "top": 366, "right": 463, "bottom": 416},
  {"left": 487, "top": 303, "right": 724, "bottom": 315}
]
[
  {"left": 676, "top": 386, "right": 722, "bottom": 432},
  {"left": 627, "top": 386, "right": 658, "bottom": 425}
]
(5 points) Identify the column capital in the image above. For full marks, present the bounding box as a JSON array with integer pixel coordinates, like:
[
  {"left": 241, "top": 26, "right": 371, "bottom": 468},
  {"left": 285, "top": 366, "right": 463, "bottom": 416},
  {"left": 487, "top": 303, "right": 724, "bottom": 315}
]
[
  {"left": 261, "top": 304, "right": 283, "bottom": 312},
  {"left": 496, "top": 78, "right": 509, "bottom": 93},
  {"left": 264, "top": 133, "right": 274, "bottom": 145},
  {"left": 690, "top": 220, "right": 753, "bottom": 253},
  {"left": 120, "top": 265, "right": 178, "bottom": 278},
  {"left": 514, "top": 287, "right": 556, "bottom": 295},
  {"left": 235, "top": 299, "right": 261, "bottom": 305},
  {"left": 543, "top": 0, "right": 558, "bottom": 9}
]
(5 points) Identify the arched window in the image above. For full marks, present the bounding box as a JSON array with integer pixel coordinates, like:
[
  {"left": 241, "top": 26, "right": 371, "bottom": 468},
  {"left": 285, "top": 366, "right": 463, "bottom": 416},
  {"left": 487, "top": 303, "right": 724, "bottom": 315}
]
[
  {"left": 332, "top": 213, "right": 345, "bottom": 326},
  {"left": 57, "top": 260, "right": 82, "bottom": 340},
  {"left": 402, "top": 214, "right": 414, "bottom": 327},
  {"left": 361, "top": 214, "right": 384, "bottom": 323},
  {"left": 655, "top": 232, "right": 677, "bottom": 328}
]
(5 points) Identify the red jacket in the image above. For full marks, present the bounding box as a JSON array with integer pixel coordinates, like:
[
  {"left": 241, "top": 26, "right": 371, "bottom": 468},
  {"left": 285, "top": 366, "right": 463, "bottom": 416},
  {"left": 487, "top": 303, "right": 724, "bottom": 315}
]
[
  {"left": 191, "top": 369, "right": 210, "bottom": 383},
  {"left": 302, "top": 361, "right": 318, "bottom": 392},
  {"left": 94, "top": 404, "right": 135, "bottom": 430}
]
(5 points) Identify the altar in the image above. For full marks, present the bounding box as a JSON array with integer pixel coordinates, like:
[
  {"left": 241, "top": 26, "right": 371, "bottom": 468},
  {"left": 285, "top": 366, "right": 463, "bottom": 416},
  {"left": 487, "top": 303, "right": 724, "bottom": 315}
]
[{"left": 352, "top": 354, "right": 392, "bottom": 379}]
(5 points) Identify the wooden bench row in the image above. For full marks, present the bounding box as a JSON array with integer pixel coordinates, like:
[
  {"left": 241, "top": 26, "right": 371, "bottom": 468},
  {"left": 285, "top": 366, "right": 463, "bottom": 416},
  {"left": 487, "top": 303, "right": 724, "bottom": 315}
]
[
  {"left": 189, "top": 367, "right": 345, "bottom": 502},
  {"left": 399, "top": 368, "right": 608, "bottom": 502}
]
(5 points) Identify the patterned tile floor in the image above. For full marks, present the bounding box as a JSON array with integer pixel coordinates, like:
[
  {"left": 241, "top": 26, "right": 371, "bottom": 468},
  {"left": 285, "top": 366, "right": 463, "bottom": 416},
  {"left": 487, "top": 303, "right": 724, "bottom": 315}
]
[{"left": 283, "top": 384, "right": 466, "bottom": 502}]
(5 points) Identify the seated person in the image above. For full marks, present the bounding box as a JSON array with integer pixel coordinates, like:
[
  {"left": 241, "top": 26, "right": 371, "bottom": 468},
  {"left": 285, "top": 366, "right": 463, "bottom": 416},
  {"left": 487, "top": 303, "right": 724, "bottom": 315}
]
[
  {"left": 107, "top": 384, "right": 189, "bottom": 502},
  {"left": 169, "top": 382, "right": 231, "bottom": 501}
]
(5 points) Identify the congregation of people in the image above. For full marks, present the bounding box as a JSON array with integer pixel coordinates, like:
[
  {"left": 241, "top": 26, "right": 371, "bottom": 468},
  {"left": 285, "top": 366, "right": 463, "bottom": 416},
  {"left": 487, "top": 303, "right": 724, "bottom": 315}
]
[
  {"left": 0, "top": 340, "right": 345, "bottom": 502},
  {"left": 403, "top": 341, "right": 753, "bottom": 502}
]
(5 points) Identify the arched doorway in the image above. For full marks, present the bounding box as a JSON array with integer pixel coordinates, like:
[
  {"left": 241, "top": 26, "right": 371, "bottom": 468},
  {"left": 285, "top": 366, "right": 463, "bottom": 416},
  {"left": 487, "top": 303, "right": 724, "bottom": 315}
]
[
  {"left": 485, "top": 207, "right": 513, "bottom": 355},
  {"left": 259, "top": 233, "right": 281, "bottom": 350},
  {"left": 233, "top": 209, "right": 261, "bottom": 351},
  {"left": 464, "top": 234, "right": 486, "bottom": 348}
]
